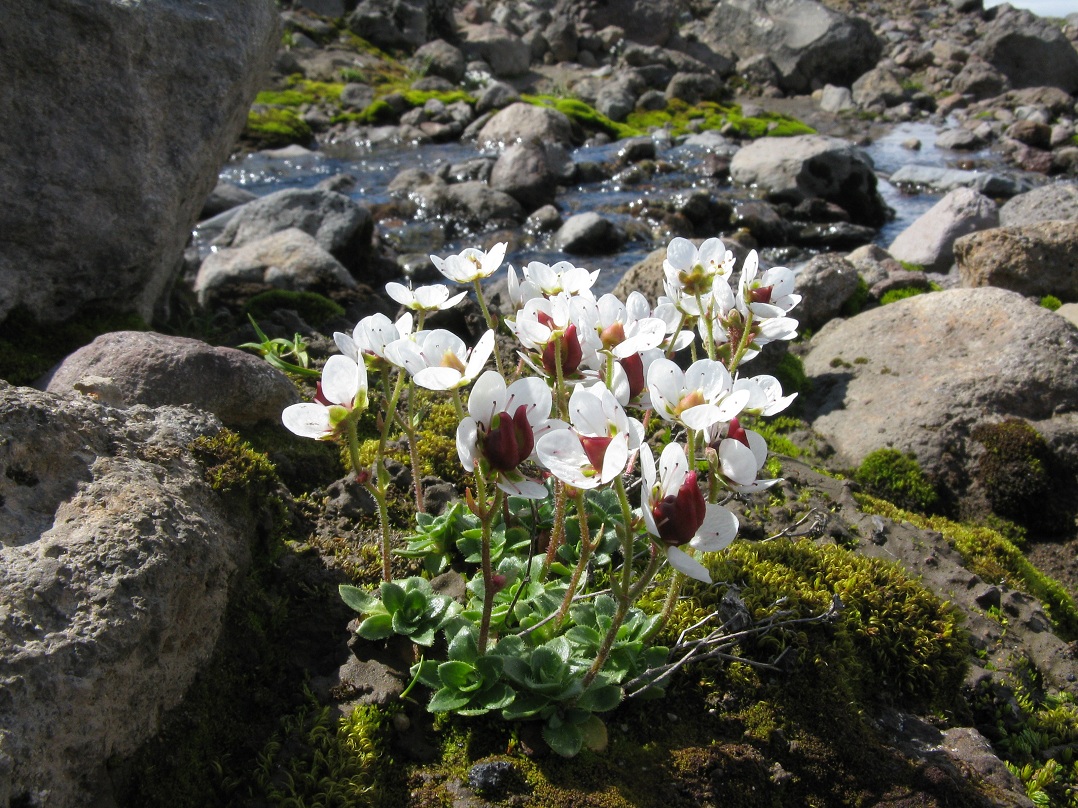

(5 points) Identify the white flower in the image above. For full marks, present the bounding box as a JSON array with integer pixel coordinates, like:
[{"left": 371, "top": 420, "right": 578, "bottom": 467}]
[
  {"left": 706, "top": 417, "right": 778, "bottom": 493},
  {"left": 282, "top": 354, "right": 368, "bottom": 440},
  {"left": 737, "top": 250, "right": 801, "bottom": 318},
  {"left": 732, "top": 375, "right": 796, "bottom": 417},
  {"left": 385, "top": 281, "right": 467, "bottom": 313},
  {"left": 639, "top": 442, "right": 739, "bottom": 584},
  {"left": 647, "top": 357, "right": 750, "bottom": 432},
  {"left": 334, "top": 312, "right": 414, "bottom": 366},
  {"left": 384, "top": 328, "right": 495, "bottom": 391},
  {"left": 430, "top": 242, "right": 507, "bottom": 284},
  {"left": 521, "top": 260, "right": 599, "bottom": 297},
  {"left": 535, "top": 384, "right": 643, "bottom": 489},
  {"left": 456, "top": 370, "right": 566, "bottom": 498},
  {"left": 507, "top": 292, "right": 591, "bottom": 378}
]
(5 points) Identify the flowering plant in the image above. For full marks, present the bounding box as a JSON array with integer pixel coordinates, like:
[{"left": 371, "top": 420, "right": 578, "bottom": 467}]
[{"left": 280, "top": 236, "right": 809, "bottom": 756}]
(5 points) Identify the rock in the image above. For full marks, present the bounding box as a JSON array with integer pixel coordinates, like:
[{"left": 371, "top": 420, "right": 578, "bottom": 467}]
[
  {"left": 413, "top": 39, "right": 466, "bottom": 83},
  {"left": 0, "top": 0, "right": 279, "bottom": 326},
  {"left": 887, "top": 188, "right": 999, "bottom": 273},
  {"left": 801, "top": 287, "right": 1078, "bottom": 493},
  {"left": 294, "top": 0, "right": 346, "bottom": 16},
  {"left": 792, "top": 253, "right": 862, "bottom": 329},
  {"left": 1005, "top": 120, "right": 1053, "bottom": 150},
  {"left": 197, "top": 228, "right": 358, "bottom": 306},
  {"left": 732, "top": 200, "right": 791, "bottom": 246},
  {"left": 845, "top": 243, "right": 904, "bottom": 288},
  {"left": 973, "top": 6, "right": 1078, "bottom": 93},
  {"left": 475, "top": 81, "right": 520, "bottom": 114},
  {"left": 955, "top": 221, "right": 1078, "bottom": 302},
  {"left": 851, "top": 66, "right": 908, "bottom": 109},
  {"left": 888, "top": 165, "right": 1032, "bottom": 197},
  {"left": 999, "top": 183, "right": 1078, "bottom": 226},
  {"left": 346, "top": 0, "right": 445, "bottom": 51},
  {"left": 818, "top": 84, "right": 855, "bottom": 113},
  {"left": 340, "top": 82, "right": 376, "bottom": 110},
  {"left": 213, "top": 188, "right": 373, "bottom": 276},
  {"left": 737, "top": 54, "right": 781, "bottom": 88},
  {"left": 489, "top": 140, "right": 565, "bottom": 212},
  {"left": 0, "top": 382, "right": 256, "bottom": 807},
  {"left": 554, "top": 212, "right": 623, "bottom": 255},
  {"left": 475, "top": 102, "right": 577, "bottom": 148},
  {"left": 730, "top": 135, "right": 887, "bottom": 227},
  {"left": 568, "top": 0, "right": 678, "bottom": 48},
  {"left": 693, "top": 0, "right": 881, "bottom": 94},
  {"left": 951, "top": 58, "right": 1010, "bottom": 99},
  {"left": 665, "top": 72, "right": 723, "bottom": 105},
  {"left": 869, "top": 269, "right": 931, "bottom": 301},
  {"left": 41, "top": 331, "right": 299, "bottom": 427},
  {"left": 596, "top": 73, "right": 647, "bottom": 122},
  {"left": 200, "top": 181, "right": 258, "bottom": 220},
  {"left": 543, "top": 17, "right": 578, "bottom": 63},
  {"left": 413, "top": 181, "right": 526, "bottom": 233},
  {"left": 461, "top": 23, "right": 531, "bottom": 78},
  {"left": 934, "top": 128, "right": 988, "bottom": 151},
  {"left": 1057, "top": 302, "right": 1078, "bottom": 329}
]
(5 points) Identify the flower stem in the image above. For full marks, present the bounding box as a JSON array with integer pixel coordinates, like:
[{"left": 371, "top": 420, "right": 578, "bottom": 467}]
[
  {"left": 553, "top": 488, "right": 595, "bottom": 631},
  {"left": 472, "top": 278, "right": 504, "bottom": 377},
  {"left": 474, "top": 472, "right": 499, "bottom": 655}
]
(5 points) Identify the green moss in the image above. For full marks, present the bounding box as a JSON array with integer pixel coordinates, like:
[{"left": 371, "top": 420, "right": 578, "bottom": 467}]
[
  {"left": 244, "top": 106, "right": 313, "bottom": 148},
  {"left": 854, "top": 449, "right": 939, "bottom": 513},
  {"left": 523, "top": 94, "right": 643, "bottom": 140},
  {"left": 0, "top": 304, "right": 149, "bottom": 386},
  {"left": 879, "top": 286, "right": 928, "bottom": 305},
  {"left": 401, "top": 89, "right": 476, "bottom": 107},
  {"left": 858, "top": 495, "right": 1078, "bottom": 640},
  {"left": 773, "top": 352, "right": 808, "bottom": 401},
  {"left": 752, "top": 415, "right": 805, "bottom": 459},
  {"left": 971, "top": 419, "right": 1076, "bottom": 536},
  {"left": 623, "top": 99, "right": 814, "bottom": 139},
  {"left": 839, "top": 275, "right": 870, "bottom": 317},
  {"left": 1039, "top": 295, "right": 1062, "bottom": 311},
  {"left": 244, "top": 290, "right": 345, "bottom": 328}
]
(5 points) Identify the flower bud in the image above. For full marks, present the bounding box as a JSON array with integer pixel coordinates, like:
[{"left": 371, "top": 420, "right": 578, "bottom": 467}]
[
  {"left": 482, "top": 404, "right": 535, "bottom": 472},
  {"left": 580, "top": 434, "right": 613, "bottom": 473},
  {"left": 541, "top": 323, "right": 583, "bottom": 376},
  {"left": 651, "top": 471, "right": 706, "bottom": 547},
  {"left": 619, "top": 353, "right": 645, "bottom": 401}
]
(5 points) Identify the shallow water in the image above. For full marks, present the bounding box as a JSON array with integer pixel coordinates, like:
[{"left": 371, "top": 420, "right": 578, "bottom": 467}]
[{"left": 212, "top": 118, "right": 1018, "bottom": 292}]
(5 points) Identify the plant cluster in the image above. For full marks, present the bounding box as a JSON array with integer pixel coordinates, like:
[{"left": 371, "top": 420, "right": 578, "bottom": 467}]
[{"left": 277, "top": 236, "right": 810, "bottom": 756}]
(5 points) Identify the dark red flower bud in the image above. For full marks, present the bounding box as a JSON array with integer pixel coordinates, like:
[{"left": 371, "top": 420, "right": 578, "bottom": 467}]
[
  {"left": 727, "top": 417, "right": 750, "bottom": 448},
  {"left": 651, "top": 471, "right": 706, "bottom": 547},
  {"left": 581, "top": 434, "right": 613, "bottom": 473},
  {"left": 482, "top": 404, "right": 535, "bottom": 472},
  {"left": 619, "top": 353, "right": 646, "bottom": 401},
  {"left": 541, "top": 323, "right": 583, "bottom": 376},
  {"left": 749, "top": 285, "right": 773, "bottom": 305},
  {"left": 313, "top": 382, "right": 332, "bottom": 407}
]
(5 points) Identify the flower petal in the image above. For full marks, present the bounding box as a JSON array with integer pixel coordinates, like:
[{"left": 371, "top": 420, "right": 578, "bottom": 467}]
[
  {"left": 282, "top": 403, "right": 332, "bottom": 439},
  {"left": 666, "top": 546, "right": 712, "bottom": 584}
]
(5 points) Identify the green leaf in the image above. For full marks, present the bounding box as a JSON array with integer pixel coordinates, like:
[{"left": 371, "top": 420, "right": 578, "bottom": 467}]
[
  {"left": 356, "top": 613, "right": 393, "bottom": 641},
  {"left": 338, "top": 584, "right": 378, "bottom": 614},
  {"left": 543, "top": 719, "right": 584, "bottom": 757},
  {"left": 410, "top": 626, "right": 438, "bottom": 647},
  {"left": 428, "top": 687, "right": 471, "bottom": 713},
  {"left": 462, "top": 683, "right": 515, "bottom": 715},
  {"left": 438, "top": 660, "right": 479, "bottom": 692},
  {"left": 380, "top": 582, "right": 406, "bottom": 613},
  {"left": 579, "top": 714, "right": 609, "bottom": 752},
  {"left": 577, "top": 683, "right": 622, "bottom": 713}
]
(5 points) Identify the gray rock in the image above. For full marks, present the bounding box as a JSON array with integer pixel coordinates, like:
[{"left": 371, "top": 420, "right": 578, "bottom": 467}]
[
  {"left": 999, "top": 183, "right": 1078, "bottom": 226},
  {"left": 346, "top": 0, "right": 441, "bottom": 51},
  {"left": 294, "top": 0, "right": 346, "bottom": 16},
  {"left": 951, "top": 58, "right": 1010, "bottom": 99},
  {"left": 818, "top": 84, "right": 855, "bottom": 113},
  {"left": 851, "top": 66, "right": 908, "bottom": 109},
  {"left": 197, "top": 227, "right": 358, "bottom": 306},
  {"left": 414, "top": 182, "right": 526, "bottom": 232},
  {"left": 845, "top": 243, "right": 904, "bottom": 288},
  {"left": 934, "top": 128, "right": 988, "bottom": 151},
  {"left": 200, "top": 181, "right": 258, "bottom": 221},
  {"left": 888, "top": 165, "right": 1032, "bottom": 197},
  {"left": 0, "top": 0, "right": 279, "bottom": 325},
  {"left": 792, "top": 253, "right": 862, "bottom": 330},
  {"left": 596, "top": 73, "right": 646, "bottom": 122},
  {"left": 555, "top": 212, "right": 623, "bottom": 255},
  {"left": 475, "top": 81, "right": 521, "bottom": 114},
  {"left": 887, "top": 188, "right": 999, "bottom": 273},
  {"left": 693, "top": 0, "right": 881, "bottom": 94},
  {"left": 737, "top": 54, "right": 781, "bottom": 88},
  {"left": 802, "top": 287, "right": 1078, "bottom": 490},
  {"left": 41, "top": 331, "right": 299, "bottom": 427},
  {"left": 489, "top": 140, "right": 564, "bottom": 212},
  {"left": 462, "top": 23, "right": 531, "bottom": 78},
  {"left": 213, "top": 188, "right": 373, "bottom": 275},
  {"left": 0, "top": 382, "right": 256, "bottom": 807},
  {"left": 571, "top": 0, "right": 678, "bottom": 48},
  {"left": 955, "top": 221, "right": 1078, "bottom": 302},
  {"left": 475, "top": 102, "right": 576, "bottom": 148},
  {"left": 413, "top": 39, "right": 466, "bottom": 83},
  {"left": 340, "top": 82, "right": 376, "bottom": 110},
  {"left": 543, "top": 18, "right": 578, "bottom": 63},
  {"left": 730, "top": 135, "right": 886, "bottom": 227},
  {"left": 974, "top": 6, "right": 1078, "bottom": 93},
  {"left": 665, "top": 72, "right": 723, "bottom": 105}
]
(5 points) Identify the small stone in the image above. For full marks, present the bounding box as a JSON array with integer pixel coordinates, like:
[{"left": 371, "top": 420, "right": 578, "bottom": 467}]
[{"left": 468, "top": 760, "right": 517, "bottom": 796}]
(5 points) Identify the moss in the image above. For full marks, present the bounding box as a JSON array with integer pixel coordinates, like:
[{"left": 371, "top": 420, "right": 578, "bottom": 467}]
[
  {"left": 854, "top": 449, "right": 939, "bottom": 513},
  {"left": 1039, "top": 295, "right": 1062, "bottom": 311},
  {"left": 971, "top": 419, "right": 1076, "bottom": 536},
  {"left": 752, "top": 415, "right": 805, "bottom": 459},
  {"left": 0, "top": 304, "right": 149, "bottom": 386},
  {"left": 623, "top": 99, "right": 814, "bottom": 139},
  {"left": 401, "top": 89, "right": 476, "bottom": 107},
  {"left": 244, "top": 290, "right": 345, "bottom": 328},
  {"left": 773, "top": 352, "right": 808, "bottom": 402},
  {"left": 839, "top": 275, "right": 870, "bottom": 317},
  {"left": 858, "top": 495, "right": 1078, "bottom": 640},
  {"left": 523, "top": 94, "right": 643, "bottom": 140},
  {"left": 244, "top": 106, "right": 313, "bottom": 148},
  {"left": 880, "top": 286, "right": 928, "bottom": 305}
]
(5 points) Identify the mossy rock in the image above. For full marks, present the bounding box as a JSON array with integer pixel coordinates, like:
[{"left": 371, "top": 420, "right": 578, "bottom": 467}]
[
  {"left": 854, "top": 448, "right": 939, "bottom": 514},
  {"left": 971, "top": 418, "right": 1077, "bottom": 536},
  {"left": 244, "top": 106, "right": 313, "bottom": 148},
  {"left": 244, "top": 290, "right": 345, "bottom": 329},
  {"left": 523, "top": 94, "right": 642, "bottom": 140},
  {"left": 624, "top": 99, "right": 815, "bottom": 139}
]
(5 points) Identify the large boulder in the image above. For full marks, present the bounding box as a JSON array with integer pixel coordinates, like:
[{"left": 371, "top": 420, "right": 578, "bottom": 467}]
[
  {"left": 460, "top": 23, "right": 531, "bottom": 78},
  {"left": 40, "top": 331, "right": 299, "bottom": 427},
  {"left": 730, "top": 135, "right": 887, "bottom": 227},
  {"left": 346, "top": 0, "right": 454, "bottom": 51},
  {"left": 802, "top": 287, "right": 1078, "bottom": 495},
  {"left": 955, "top": 221, "right": 1078, "bottom": 302},
  {"left": 692, "top": 0, "right": 881, "bottom": 94},
  {"left": 973, "top": 6, "right": 1078, "bottom": 93},
  {"left": 0, "top": 383, "right": 258, "bottom": 807},
  {"left": 558, "top": 0, "right": 678, "bottom": 47},
  {"left": 0, "top": 0, "right": 279, "bottom": 326},
  {"left": 887, "top": 188, "right": 999, "bottom": 273}
]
